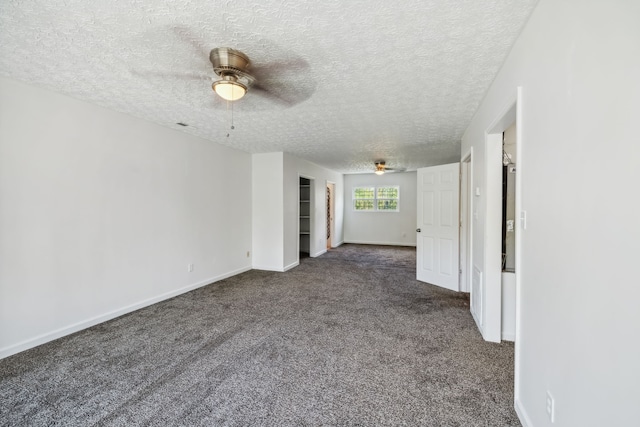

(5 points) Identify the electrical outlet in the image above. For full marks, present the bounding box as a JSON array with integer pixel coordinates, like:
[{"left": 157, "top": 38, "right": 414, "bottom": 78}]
[
  {"left": 187, "top": 263, "right": 194, "bottom": 272},
  {"left": 546, "top": 391, "right": 555, "bottom": 423}
]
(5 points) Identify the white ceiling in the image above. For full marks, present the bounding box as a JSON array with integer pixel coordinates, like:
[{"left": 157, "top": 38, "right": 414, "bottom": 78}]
[{"left": 0, "top": 0, "right": 538, "bottom": 174}]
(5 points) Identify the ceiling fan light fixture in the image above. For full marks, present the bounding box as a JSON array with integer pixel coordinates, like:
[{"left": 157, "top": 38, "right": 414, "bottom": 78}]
[{"left": 212, "top": 80, "right": 247, "bottom": 101}]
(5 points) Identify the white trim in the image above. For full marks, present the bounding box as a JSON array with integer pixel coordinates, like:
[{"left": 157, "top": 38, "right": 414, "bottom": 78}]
[
  {"left": 253, "top": 265, "right": 285, "bottom": 272},
  {"left": 332, "top": 240, "right": 345, "bottom": 247},
  {"left": 344, "top": 240, "right": 416, "bottom": 247},
  {"left": 514, "top": 397, "right": 533, "bottom": 427},
  {"left": 283, "top": 261, "right": 299, "bottom": 271},
  {"left": 471, "top": 308, "right": 482, "bottom": 336},
  {"left": 326, "top": 180, "right": 336, "bottom": 251},
  {"left": 513, "top": 86, "right": 524, "bottom": 412},
  {"left": 483, "top": 132, "right": 504, "bottom": 343},
  {"left": 297, "top": 174, "right": 315, "bottom": 264},
  {"left": 460, "top": 147, "right": 473, "bottom": 294},
  {"left": 501, "top": 332, "right": 515, "bottom": 341},
  {"left": 482, "top": 94, "right": 519, "bottom": 344},
  {"left": 310, "top": 248, "right": 327, "bottom": 257},
  {"left": 0, "top": 265, "right": 252, "bottom": 360}
]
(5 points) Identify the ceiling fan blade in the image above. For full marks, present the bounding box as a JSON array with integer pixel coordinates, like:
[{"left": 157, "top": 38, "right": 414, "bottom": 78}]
[
  {"left": 249, "top": 83, "right": 296, "bottom": 107},
  {"left": 250, "top": 73, "right": 315, "bottom": 107},
  {"left": 251, "top": 58, "right": 310, "bottom": 76},
  {"left": 171, "top": 25, "right": 211, "bottom": 58}
]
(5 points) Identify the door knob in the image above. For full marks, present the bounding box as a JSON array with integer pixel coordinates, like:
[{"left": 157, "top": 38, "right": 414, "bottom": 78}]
[{"left": 416, "top": 228, "right": 421, "bottom": 232}]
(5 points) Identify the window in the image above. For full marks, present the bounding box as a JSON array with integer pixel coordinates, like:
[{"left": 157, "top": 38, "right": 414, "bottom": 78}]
[
  {"left": 353, "top": 186, "right": 399, "bottom": 212},
  {"left": 376, "top": 186, "right": 399, "bottom": 211},
  {"left": 353, "top": 187, "right": 375, "bottom": 211}
]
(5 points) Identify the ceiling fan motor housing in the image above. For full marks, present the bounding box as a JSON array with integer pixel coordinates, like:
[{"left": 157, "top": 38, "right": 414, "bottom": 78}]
[{"left": 210, "top": 47, "right": 251, "bottom": 76}]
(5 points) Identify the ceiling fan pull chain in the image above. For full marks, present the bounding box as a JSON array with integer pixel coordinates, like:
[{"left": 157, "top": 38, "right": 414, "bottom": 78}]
[
  {"left": 231, "top": 99, "right": 235, "bottom": 130},
  {"left": 226, "top": 99, "right": 235, "bottom": 137},
  {"left": 226, "top": 100, "right": 231, "bottom": 137}
]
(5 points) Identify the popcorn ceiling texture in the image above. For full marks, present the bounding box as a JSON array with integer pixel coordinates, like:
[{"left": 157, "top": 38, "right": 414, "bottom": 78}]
[{"left": 0, "top": 0, "right": 537, "bottom": 173}]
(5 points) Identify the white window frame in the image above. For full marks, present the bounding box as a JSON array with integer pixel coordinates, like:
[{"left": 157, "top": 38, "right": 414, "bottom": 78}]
[
  {"left": 353, "top": 186, "right": 376, "bottom": 211},
  {"left": 353, "top": 185, "right": 400, "bottom": 212}
]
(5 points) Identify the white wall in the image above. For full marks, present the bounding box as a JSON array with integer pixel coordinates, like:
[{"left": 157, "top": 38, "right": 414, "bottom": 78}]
[
  {"left": 344, "top": 172, "right": 417, "bottom": 246},
  {"left": 251, "top": 152, "right": 344, "bottom": 272},
  {"left": 0, "top": 77, "right": 253, "bottom": 358},
  {"left": 461, "top": 1, "right": 640, "bottom": 425},
  {"left": 251, "top": 152, "right": 284, "bottom": 270},
  {"left": 283, "top": 153, "right": 344, "bottom": 267}
]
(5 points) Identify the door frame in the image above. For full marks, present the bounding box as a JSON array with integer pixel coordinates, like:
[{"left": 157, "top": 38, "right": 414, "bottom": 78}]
[
  {"left": 297, "top": 174, "right": 315, "bottom": 263},
  {"left": 483, "top": 87, "right": 523, "bottom": 406},
  {"left": 326, "top": 181, "right": 336, "bottom": 249},
  {"left": 460, "top": 148, "right": 473, "bottom": 294}
]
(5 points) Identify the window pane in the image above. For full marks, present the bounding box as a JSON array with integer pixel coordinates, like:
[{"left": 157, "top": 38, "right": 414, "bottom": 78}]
[
  {"left": 377, "top": 187, "right": 398, "bottom": 199},
  {"left": 377, "top": 199, "right": 398, "bottom": 211},
  {"left": 354, "top": 187, "right": 375, "bottom": 199},
  {"left": 354, "top": 200, "right": 375, "bottom": 210}
]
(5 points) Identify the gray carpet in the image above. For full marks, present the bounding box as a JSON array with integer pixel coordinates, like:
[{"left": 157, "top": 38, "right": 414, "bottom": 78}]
[{"left": 0, "top": 244, "right": 519, "bottom": 426}]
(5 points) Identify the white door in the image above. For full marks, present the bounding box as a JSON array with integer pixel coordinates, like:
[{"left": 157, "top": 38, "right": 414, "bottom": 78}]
[{"left": 417, "top": 163, "right": 460, "bottom": 291}]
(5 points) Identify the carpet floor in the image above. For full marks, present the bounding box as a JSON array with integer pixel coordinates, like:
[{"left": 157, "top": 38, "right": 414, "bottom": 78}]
[{"left": 0, "top": 244, "right": 519, "bottom": 426}]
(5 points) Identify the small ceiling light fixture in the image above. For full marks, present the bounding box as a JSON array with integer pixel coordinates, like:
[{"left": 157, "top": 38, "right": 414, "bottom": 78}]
[
  {"left": 374, "top": 161, "right": 386, "bottom": 175},
  {"left": 212, "top": 75, "right": 247, "bottom": 101}
]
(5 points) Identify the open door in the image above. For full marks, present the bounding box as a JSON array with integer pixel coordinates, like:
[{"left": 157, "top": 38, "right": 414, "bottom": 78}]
[{"left": 417, "top": 163, "right": 460, "bottom": 291}]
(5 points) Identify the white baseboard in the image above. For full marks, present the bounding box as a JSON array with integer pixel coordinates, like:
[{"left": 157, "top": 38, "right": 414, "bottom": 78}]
[
  {"left": 344, "top": 240, "right": 416, "bottom": 247},
  {"left": 471, "top": 307, "right": 483, "bottom": 336},
  {"left": 515, "top": 397, "right": 533, "bottom": 427},
  {"left": 502, "top": 332, "right": 515, "bottom": 342},
  {"left": 332, "top": 240, "right": 344, "bottom": 248},
  {"left": 252, "top": 265, "right": 284, "bottom": 272},
  {"left": 0, "top": 265, "right": 252, "bottom": 360},
  {"left": 283, "top": 261, "right": 299, "bottom": 271},
  {"left": 310, "top": 248, "right": 327, "bottom": 257}
]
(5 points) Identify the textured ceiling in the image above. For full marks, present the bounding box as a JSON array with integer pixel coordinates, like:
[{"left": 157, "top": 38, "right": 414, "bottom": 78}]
[{"left": 0, "top": 0, "right": 538, "bottom": 174}]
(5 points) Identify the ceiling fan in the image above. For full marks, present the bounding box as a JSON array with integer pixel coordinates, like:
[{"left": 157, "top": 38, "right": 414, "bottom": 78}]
[
  {"left": 209, "top": 47, "right": 256, "bottom": 102},
  {"left": 135, "top": 27, "right": 316, "bottom": 109},
  {"left": 373, "top": 160, "right": 395, "bottom": 175},
  {"left": 130, "top": 25, "right": 315, "bottom": 109},
  {"left": 374, "top": 161, "right": 405, "bottom": 175},
  {"left": 201, "top": 45, "right": 314, "bottom": 107}
]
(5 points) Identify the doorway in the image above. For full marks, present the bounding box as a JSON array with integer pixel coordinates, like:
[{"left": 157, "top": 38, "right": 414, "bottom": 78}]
[
  {"left": 481, "top": 87, "right": 522, "bottom": 348},
  {"left": 299, "top": 176, "right": 313, "bottom": 258},
  {"left": 501, "top": 122, "right": 517, "bottom": 342},
  {"left": 460, "top": 150, "right": 473, "bottom": 295},
  {"left": 326, "top": 182, "right": 335, "bottom": 250}
]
